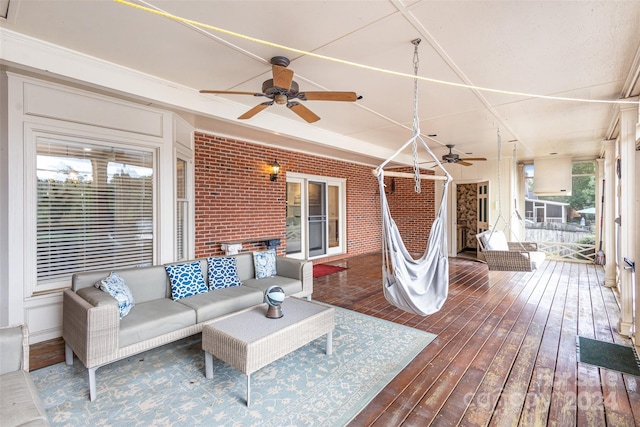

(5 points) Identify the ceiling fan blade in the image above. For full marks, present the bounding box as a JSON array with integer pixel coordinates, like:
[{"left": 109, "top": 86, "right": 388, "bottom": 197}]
[
  {"left": 458, "top": 161, "right": 474, "bottom": 167},
  {"left": 460, "top": 157, "right": 487, "bottom": 161},
  {"left": 238, "top": 102, "right": 273, "bottom": 120},
  {"left": 200, "top": 90, "right": 264, "bottom": 96},
  {"left": 287, "top": 102, "right": 320, "bottom": 123},
  {"left": 272, "top": 65, "right": 294, "bottom": 90},
  {"left": 298, "top": 92, "right": 359, "bottom": 102}
]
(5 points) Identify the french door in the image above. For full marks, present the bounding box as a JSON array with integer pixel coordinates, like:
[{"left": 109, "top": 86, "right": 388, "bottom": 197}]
[
  {"left": 308, "top": 181, "right": 327, "bottom": 257},
  {"left": 477, "top": 181, "right": 489, "bottom": 235},
  {"left": 286, "top": 174, "right": 345, "bottom": 259}
]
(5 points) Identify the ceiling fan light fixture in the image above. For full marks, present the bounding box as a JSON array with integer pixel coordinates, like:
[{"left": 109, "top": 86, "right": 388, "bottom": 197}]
[{"left": 274, "top": 94, "right": 288, "bottom": 105}]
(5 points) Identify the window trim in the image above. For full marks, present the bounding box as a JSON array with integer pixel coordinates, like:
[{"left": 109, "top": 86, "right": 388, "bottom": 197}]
[
  {"left": 23, "top": 124, "right": 166, "bottom": 296},
  {"left": 175, "top": 148, "right": 194, "bottom": 261}
]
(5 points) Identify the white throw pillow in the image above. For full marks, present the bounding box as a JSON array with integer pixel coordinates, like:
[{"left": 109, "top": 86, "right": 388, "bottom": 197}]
[
  {"left": 95, "top": 272, "right": 135, "bottom": 318},
  {"left": 486, "top": 231, "right": 509, "bottom": 251},
  {"left": 253, "top": 249, "right": 277, "bottom": 279}
]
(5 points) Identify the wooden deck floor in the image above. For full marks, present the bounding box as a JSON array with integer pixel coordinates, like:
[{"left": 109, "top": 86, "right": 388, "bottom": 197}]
[
  {"left": 312, "top": 253, "right": 640, "bottom": 426},
  {"left": 30, "top": 253, "right": 640, "bottom": 426}
]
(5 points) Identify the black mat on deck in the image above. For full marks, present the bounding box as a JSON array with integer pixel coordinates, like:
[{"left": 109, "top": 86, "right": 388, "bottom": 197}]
[{"left": 577, "top": 336, "right": 640, "bottom": 377}]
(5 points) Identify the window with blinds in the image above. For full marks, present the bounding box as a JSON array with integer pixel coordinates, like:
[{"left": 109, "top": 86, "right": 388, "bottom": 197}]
[
  {"left": 176, "top": 158, "right": 188, "bottom": 261},
  {"left": 36, "top": 138, "right": 154, "bottom": 285}
]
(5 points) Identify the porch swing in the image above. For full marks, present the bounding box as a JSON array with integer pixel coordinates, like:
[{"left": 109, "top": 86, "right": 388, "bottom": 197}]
[
  {"left": 475, "top": 131, "right": 546, "bottom": 272},
  {"left": 374, "top": 39, "right": 453, "bottom": 316}
]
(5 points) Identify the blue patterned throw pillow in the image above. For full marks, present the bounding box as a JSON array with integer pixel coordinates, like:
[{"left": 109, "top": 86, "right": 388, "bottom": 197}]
[
  {"left": 253, "top": 249, "right": 277, "bottom": 279},
  {"left": 95, "top": 272, "right": 135, "bottom": 318},
  {"left": 207, "top": 257, "right": 243, "bottom": 290},
  {"left": 165, "top": 262, "right": 208, "bottom": 300}
]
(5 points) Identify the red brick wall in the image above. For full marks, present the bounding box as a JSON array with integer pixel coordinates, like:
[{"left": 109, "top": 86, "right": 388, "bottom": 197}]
[{"left": 194, "top": 132, "right": 434, "bottom": 260}]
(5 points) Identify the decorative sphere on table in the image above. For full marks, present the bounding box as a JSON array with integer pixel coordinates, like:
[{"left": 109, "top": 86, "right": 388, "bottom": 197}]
[{"left": 264, "top": 286, "right": 285, "bottom": 318}]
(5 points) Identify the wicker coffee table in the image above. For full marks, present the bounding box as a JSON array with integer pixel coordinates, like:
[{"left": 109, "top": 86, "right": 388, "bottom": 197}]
[{"left": 202, "top": 297, "right": 335, "bottom": 406}]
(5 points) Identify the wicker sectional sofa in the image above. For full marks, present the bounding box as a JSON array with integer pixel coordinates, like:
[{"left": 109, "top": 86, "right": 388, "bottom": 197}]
[
  {"left": 0, "top": 324, "right": 50, "bottom": 426},
  {"left": 62, "top": 252, "right": 312, "bottom": 401}
]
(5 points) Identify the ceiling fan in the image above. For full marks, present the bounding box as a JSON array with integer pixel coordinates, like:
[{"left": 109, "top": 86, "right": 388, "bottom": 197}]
[
  {"left": 200, "top": 56, "right": 361, "bottom": 123},
  {"left": 440, "top": 144, "right": 487, "bottom": 166}
]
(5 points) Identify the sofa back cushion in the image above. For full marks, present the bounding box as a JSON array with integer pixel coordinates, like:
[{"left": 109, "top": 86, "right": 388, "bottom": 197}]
[
  {"left": 72, "top": 265, "right": 170, "bottom": 304},
  {"left": 0, "top": 325, "right": 25, "bottom": 374},
  {"left": 233, "top": 253, "right": 256, "bottom": 282}
]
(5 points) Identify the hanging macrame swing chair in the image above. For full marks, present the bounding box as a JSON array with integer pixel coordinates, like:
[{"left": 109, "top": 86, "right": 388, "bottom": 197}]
[{"left": 374, "top": 39, "right": 453, "bottom": 316}]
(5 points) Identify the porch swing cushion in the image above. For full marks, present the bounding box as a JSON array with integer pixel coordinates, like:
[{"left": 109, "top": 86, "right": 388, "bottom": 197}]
[
  {"left": 477, "top": 230, "right": 546, "bottom": 271},
  {"left": 481, "top": 230, "right": 509, "bottom": 251}
]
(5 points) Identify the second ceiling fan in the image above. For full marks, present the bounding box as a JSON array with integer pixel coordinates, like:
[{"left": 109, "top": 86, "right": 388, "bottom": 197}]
[
  {"left": 422, "top": 144, "right": 487, "bottom": 167},
  {"left": 441, "top": 144, "right": 486, "bottom": 166},
  {"left": 200, "top": 56, "right": 361, "bottom": 123}
]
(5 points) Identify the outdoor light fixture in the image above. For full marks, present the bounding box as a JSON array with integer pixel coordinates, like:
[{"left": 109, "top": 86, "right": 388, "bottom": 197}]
[{"left": 270, "top": 160, "right": 280, "bottom": 182}]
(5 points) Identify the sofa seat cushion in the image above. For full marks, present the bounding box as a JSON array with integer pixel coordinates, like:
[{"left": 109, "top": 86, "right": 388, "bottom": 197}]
[
  {"left": 243, "top": 276, "right": 303, "bottom": 297},
  {"left": 176, "top": 286, "right": 264, "bottom": 323},
  {"left": 119, "top": 299, "right": 196, "bottom": 348},
  {"left": 0, "top": 370, "right": 49, "bottom": 426}
]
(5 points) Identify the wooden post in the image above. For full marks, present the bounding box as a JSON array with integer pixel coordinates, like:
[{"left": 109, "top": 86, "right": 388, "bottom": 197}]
[{"left": 372, "top": 170, "right": 448, "bottom": 181}]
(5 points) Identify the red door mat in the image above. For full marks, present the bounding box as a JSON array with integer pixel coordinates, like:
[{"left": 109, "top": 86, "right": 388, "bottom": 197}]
[{"left": 313, "top": 264, "right": 348, "bottom": 278}]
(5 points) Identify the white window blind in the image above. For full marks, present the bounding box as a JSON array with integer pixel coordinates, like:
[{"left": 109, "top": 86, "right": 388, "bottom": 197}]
[
  {"left": 176, "top": 158, "right": 188, "bottom": 261},
  {"left": 36, "top": 138, "right": 154, "bottom": 284}
]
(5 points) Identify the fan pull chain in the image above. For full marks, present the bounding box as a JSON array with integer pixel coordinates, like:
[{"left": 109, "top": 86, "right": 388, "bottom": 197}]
[{"left": 411, "top": 38, "right": 422, "bottom": 194}]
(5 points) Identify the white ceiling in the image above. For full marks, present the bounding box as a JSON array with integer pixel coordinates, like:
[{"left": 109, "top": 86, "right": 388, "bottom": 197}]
[{"left": 2, "top": 0, "right": 639, "bottom": 167}]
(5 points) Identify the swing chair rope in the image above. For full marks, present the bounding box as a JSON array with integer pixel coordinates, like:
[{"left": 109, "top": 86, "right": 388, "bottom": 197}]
[
  {"left": 488, "top": 130, "right": 526, "bottom": 248},
  {"left": 411, "top": 39, "right": 421, "bottom": 194},
  {"left": 512, "top": 143, "right": 524, "bottom": 222},
  {"left": 489, "top": 129, "right": 509, "bottom": 236},
  {"left": 375, "top": 39, "right": 451, "bottom": 184}
]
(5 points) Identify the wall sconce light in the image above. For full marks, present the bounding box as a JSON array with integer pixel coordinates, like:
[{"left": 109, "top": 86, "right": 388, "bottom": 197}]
[{"left": 270, "top": 160, "right": 281, "bottom": 182}]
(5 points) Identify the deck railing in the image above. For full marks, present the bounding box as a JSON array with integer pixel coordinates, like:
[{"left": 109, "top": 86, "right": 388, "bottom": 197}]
[{"left": 536, "top": 241, "right": 596, "bottom": 263}]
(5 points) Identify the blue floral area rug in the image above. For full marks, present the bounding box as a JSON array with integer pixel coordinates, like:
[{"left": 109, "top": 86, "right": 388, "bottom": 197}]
[{"left": 32, "top": 306, "right": 435, "bottom": 426}]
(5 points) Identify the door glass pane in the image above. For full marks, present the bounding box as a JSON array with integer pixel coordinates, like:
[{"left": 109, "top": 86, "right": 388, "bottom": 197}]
[
  {"left": 476, "top": 183, "right": 489, "bottom": 234},
  {"left": 308, "top": 181, "right": 326, "bottom": 257},
  {"left": 286, "top": 182, "right": 302, "bottom": 255},
  {"left": 328, "top": 185, "right": 339, "bottom": 248}
]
